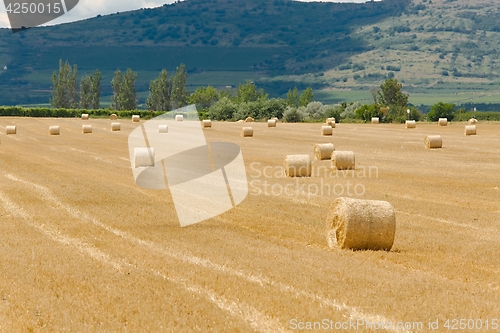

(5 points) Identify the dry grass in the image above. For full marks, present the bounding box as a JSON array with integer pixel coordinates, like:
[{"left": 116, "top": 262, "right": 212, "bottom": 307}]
[{"left": 0, "top": 118, "right": 499, "bottom": 331}]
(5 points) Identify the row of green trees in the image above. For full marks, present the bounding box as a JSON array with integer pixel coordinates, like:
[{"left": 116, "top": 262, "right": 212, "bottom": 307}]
[{"left": 51, "top": 60, "right": 189, "bottom": 111}]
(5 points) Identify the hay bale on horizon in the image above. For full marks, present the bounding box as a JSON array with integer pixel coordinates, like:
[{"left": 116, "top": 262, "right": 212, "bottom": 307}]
[
  {"left": 245, "top": 117, "right": 254, "bottom": 123},
  {"left": 314, "top": 143, "right": 335, "bottom": 160},
  {"left": 405, "top": 120, "right": 416, "bottom": 129},
  {"left": 468, "top": 118, "right": 477, "bottom": 125},
  {"left": 49, "top": 126, "right": 60, "bottom": 135},
  {"left": 267, "top": 119, "right": 277, "bottom": 127},
  {"left": 134, "top": 148, "right": 155, "bottom": 168},
  {"left": 82, "top": 125, "right": 92, "bottom": 134},
  {"left": 81, "top": 113, "right": 89, "bottom": 120},
  {"left": 465, "top": 125, "right": 476, "bottom": 136},
  {"left": 241, "top": 127, "right": 253, "bottom": 137},
  {"left": 132, "top": 115, "right": 140, "bottom": 122},
  {"left": 110, "top": 114, "right": 118, "bottom": 120},
  {"left": 331, "top": 151, "right": 355, "bottom": 170},
  {"left": 326, "top": 117, "right": 335, "bottom": 127},
  {"left": 5, "top": 126, "right": 16, "bottom": 135},
  {"left": 425, "top": 135, "right": 442, "bottom": 149},
  {"left": 284, "top": 155, "right": 311, "bottom": 177},
  {"left": 438, "top": 118, "right": 448, "bottom": 126},
  {"left": 202, "top": 120, "right": 212, "bottom": 128},
  {"left": 326, "top": 197, "right": 396, "bottom": 251},
  {"left": 371, "top": 117, "right": 379, "bottom": 124},
  {"left": 321, "top": 125, "right": 333, "bottom": 136},
  {"left": 111, "top": 122, "right": 121, "bottom": 131},
  {"left": 175, "top": 114, "right": 184, "bottom": 121}
]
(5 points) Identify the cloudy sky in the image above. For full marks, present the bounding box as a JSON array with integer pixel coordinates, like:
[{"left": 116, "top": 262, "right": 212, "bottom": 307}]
[{"left": 0, "top": 0, "right": 373, "bottom": 29}]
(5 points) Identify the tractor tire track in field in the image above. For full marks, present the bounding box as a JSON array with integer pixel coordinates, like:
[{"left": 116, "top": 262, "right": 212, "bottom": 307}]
[{"left": 3, "top": 172, "right": 410, "bottom": 333}]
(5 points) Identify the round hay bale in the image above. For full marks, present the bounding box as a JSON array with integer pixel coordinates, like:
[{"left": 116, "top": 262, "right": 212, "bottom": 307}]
[
  {"left": 245, "top": 117, "right": 254, "bottom": 123},
  {"left": 465, "top": 125, "right": 476, "bottom": 136},
  {"left": 236, "top": 120, "right": 245, "bottom": 123},
  {"left": 111, "top": 122, "right": 121, "bottom": 132},
  {"left": 326, "top": 197, "right": 396, "bottom": 251},
  {"left": 202, "top": 119, "right": 212, "bottom": 128},
  {"left": 326, "top": 118, "right": 336, "bottom": 128},
  {"left": 371, "top": 117, "right": 379, "bottom": 124},
  {"left": 284, "top": 155, "right": 311, "bottom": 177},
  {"left": 405, "top": 120, "right": 416, "bottom": 129},
  {"left": 134, "top": 148, "right": 155, "bottom": 168},
  {"left": 321, "top": 125, "right": 333, "bottom": 136},
  {"left": 241, "top": 127, "right": 253, "bottom": 137},
  {"left": 468, "top": 118, "right": 477, "bottom": 125},
  {"left": 49, "top": 126, "right": 60, "bottom": 135},
  {"left": 267, "top": 119, "right": 277, "bottom": 127},
  {"left": 425, "top": 135, "right": 442, "bottom": 149},
  {"left": 175, "top": 115, "right": 184, "bottom": 121},
  {"left": 271, "top": 117, "right": 279, "bottom": 122},
  {"left": 81, "top": 113, "right": 89, "bottom": 120},
  {"left": 132, "top": 115, "right": 140, "bottom": 122},
  {"left": 314, "top": 143, "right": 335, "bottom": 160},
  {"left": 82, "top": 125, "right": 92, "bottom": 134},
  {"left": 110, "top": 114, "right": 118, "bottom": 120},
  {"left": 438, "top": 118, "right": 448, "bottom": 126},
  {"left": 159, "top": 125, "right": 168, "bottom": 133},
  {"left": 5, "top": 126, "right": 16, "bottom": 135},
  {"left": 331, "top": 151, "right": 355, "bottom": 170}
]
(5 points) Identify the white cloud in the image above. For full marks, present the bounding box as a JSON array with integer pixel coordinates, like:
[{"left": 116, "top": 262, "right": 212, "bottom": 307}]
[{"left": 0, "top": 0, "right": 375, "bottom": 29}]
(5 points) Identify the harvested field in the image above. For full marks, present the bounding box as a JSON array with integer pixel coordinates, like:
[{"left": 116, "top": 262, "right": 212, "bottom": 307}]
[{"left": 0, "top": 118, "right": 499, "bottom": 332}]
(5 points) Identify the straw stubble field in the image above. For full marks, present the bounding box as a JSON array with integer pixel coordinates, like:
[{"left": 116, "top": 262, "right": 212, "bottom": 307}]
[{"left": 0, "top": 117, "right": 499, "bottom": 332}]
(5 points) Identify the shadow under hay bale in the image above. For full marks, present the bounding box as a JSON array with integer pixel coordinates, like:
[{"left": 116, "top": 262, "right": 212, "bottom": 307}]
[
  {"left": 425, "top": 135, "right": 442, "bottom": 149},
  {"left": 241, "top": 127, "right": 253, "bottom": 137},
  {"left": 82, "top": 125, "right": 92, "bottom": 134},
  {"left": 49, "top": 126, "right": 60, "bottom": 135},
  {"left": 331, "top": 151, "right": 355, "bottom": 170},
  {"left": 284, "top": 155, "right": 311, "bottom": 177},
  {"left": 465, "top": 125, "right": 476, "bottom": 136},
  {"left": 405, "top": 120, "right": 416, "bottom": 129},
  {"left": 5, "top": 126, "right": 16, "bottom": 135},
  {"left": 314, "top": 143, "right": 335, "bottom": 160},
  {"left": 326, "top": 197, "right": 396, "bottom": 251},
  {"left": 321, "top": 125, "right": 333, "bottom": 136}
]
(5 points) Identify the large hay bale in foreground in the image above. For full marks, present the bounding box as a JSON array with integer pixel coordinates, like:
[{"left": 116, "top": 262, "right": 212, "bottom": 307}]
[
  {"left": 49, "top": 126, "right": 60, "bottom": 135},
  {"left": 465, "top": 125, "right": 476, "bottom": 136},
  {"left": 175, "top": 115, "right": 184, "bottom": 121},
  {"left": 81, "top": 113, "right": 89, "bottom": 120},
  {"left": 110, "top": 114, "right": 118, "bottom": 120},
  {"left": 134, "top": 148, "right": 155, "bottom": 168},
  {"left": 245, "top": 117, "right": 254, "bottom": 123},
  {"left": 159, "top": 125, "right": 168, "bottom": 133},
  {"left": 5, "top": 126, "right": 16, "bottom": 135},
  {"left": 284, "top": 155, "right": 311, "bottom": 177},
  {"left": 202, "top": 120, "right": 212, "bottom": 128},
  {"left": 132, "top": 115, "right": 140, "bottom": 122},
  {"left": 326, "top": 197, "right": 396, "bottom": 251},
  {"left": 82, "top": 125, "right": 92, "bottom": 134},
  {"left": 241, "top": 127, "right": 253, "bottom": 137},
  {"left": 405, "top": 120, "right": 416, "bottom": 129},
  {"left": 267, "top": 119, "right": 277, "bottom": 127},
  {"left": 314, "top": 143, "right": 335, "bottom": 160},
  {"left": 371, "top": 117, "right": 379, "bottom": 124},
  {"left": 321, "top": 125, "right": 333, "bottom": 136},
  {"left": 438, "top": 118, "right": 448, "bottom": 126},
  {"left": 331, "top": 151, "right": 355, "bottom": 170},
  {"left": 111, "top": 122, "right": 121, "bottom": 131},
  {"left": 425, "top": 135, "right": 442, "bottom": 149},
  {"left": 468, "top": 118, "right": 477, "bottom": 125}
]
